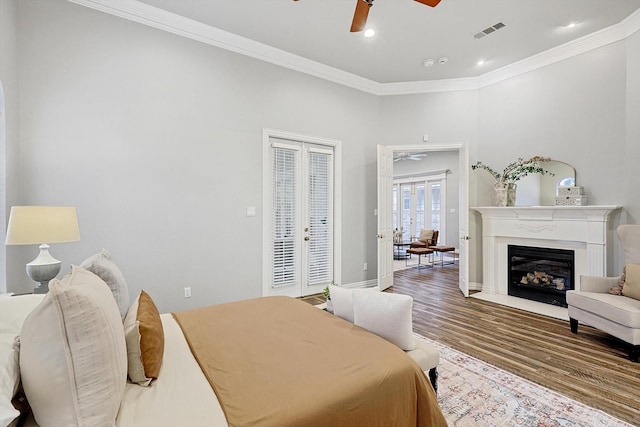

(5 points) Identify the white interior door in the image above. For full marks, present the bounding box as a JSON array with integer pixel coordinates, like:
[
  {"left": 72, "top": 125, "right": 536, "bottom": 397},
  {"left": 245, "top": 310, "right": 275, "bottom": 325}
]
[
  {"left": 377, "top": 145, "right": 394, "bottom": 291},
  {"left": 458, "top": 144, "right": 470, "bottom": 296}
]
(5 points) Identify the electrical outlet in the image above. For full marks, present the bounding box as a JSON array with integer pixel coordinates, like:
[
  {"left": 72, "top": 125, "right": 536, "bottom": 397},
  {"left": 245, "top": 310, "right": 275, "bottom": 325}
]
[
  {"left": 363, "top": 263, "right": 368, "bottom": 271},
  {"left": 184, "top": 287, "right": 191, "bottom": 298}
]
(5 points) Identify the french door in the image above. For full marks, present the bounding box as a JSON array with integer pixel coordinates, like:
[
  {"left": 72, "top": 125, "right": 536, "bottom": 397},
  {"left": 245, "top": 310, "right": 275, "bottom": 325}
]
[
  {"left": 393, "top": 176, "right": 445, "bottom": 242},
  {"left": 263, "top": 133, "right": 337, "bottom": 298}
]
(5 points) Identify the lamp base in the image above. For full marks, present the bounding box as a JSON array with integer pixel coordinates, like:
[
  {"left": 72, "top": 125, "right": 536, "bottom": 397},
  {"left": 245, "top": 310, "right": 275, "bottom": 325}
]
[{"left": 26, "top": 244, "right": 62, "bottom": 294}]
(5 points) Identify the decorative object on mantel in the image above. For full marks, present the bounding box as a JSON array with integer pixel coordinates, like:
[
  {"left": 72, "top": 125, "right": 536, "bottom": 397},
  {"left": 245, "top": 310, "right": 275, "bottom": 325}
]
[
  {"left": 471, "top": 156, "right": 554, "bottom": 206},
  {"left": 555, "top": 185, "right": 587, "bottom": 206}
]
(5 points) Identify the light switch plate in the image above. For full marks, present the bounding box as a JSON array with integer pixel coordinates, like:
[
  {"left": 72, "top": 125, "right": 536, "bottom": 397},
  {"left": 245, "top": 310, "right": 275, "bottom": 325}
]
[{"left": 246, "top": 206, "right": 256, "bottom": 217}]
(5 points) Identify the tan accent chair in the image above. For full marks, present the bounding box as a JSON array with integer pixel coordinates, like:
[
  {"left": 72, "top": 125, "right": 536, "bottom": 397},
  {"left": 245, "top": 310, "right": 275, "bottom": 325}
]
[
  {"left": 566, "top": 225, "right": 640, "bottom": 362},
  {"left": 410, "top": 229, "right": 439, "bottom": 249}
]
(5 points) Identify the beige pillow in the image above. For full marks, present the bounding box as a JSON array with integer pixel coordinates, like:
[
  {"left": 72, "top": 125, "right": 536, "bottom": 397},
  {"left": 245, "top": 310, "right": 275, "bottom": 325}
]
[
  {"left": 124, "top": 290, "right": 165, "bottom": 386},
  {"left": 19, "top": 266, "right": 127, "bottom": 427},
  {"left": 621, "top": 264, "right": 640, "bottom": 300},
  {"left": 419, "top": 228, "right": 434, "bottom": 242},
  {"left": 81, "top": 249, "right": 131, "bottom": 320}
]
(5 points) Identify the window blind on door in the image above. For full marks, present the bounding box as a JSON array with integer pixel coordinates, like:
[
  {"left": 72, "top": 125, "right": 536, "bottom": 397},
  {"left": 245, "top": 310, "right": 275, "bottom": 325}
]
[
  {"left": 272, "top": 146, "right": 298, "bottom": 288},
  {"left": 307, "top": 150, "right": 333, "bottom": 285}
]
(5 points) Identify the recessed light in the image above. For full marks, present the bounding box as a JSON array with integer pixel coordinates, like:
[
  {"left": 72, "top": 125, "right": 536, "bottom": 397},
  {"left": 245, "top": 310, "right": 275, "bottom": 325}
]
[
  {"left": 477, "top": 59, "right": 485, "bottom": 66},
  {"left": 438, "top": 57, "right": 448, "bottom": 65},
  {"left": 566, "top": 22, "right": 577, "bottom": 28},
  {"left": 423, "top": 58, "right": 435, "bottom": 67},
  {"left": 364, "top": 28, "right": 375, "bottom": 38}
]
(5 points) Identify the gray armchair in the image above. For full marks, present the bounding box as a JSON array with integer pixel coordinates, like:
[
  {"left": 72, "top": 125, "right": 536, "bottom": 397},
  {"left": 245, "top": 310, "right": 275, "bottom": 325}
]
[{"left": 566, "top": 225, "right": 640, "bottom": 362}]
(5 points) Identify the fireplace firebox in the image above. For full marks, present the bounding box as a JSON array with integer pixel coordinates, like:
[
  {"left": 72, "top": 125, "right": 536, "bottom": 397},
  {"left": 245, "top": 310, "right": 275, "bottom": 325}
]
[{"left": 508, "top": 245, "right": 575, "bottom": 307}]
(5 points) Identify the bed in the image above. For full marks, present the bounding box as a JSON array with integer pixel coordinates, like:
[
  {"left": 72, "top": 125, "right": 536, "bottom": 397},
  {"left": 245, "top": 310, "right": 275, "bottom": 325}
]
[{"left": 3, "top": 261, "right": 446, "bottom": 427}]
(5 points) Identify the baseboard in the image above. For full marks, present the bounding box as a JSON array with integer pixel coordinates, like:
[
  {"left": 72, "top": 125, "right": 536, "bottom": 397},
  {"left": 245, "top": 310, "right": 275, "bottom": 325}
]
[
  {"left": 469, "top": 281, "right": 482, "bottom": 292},
  {"left": 341, "top": 279, "right": 378, "bottom": 289}
]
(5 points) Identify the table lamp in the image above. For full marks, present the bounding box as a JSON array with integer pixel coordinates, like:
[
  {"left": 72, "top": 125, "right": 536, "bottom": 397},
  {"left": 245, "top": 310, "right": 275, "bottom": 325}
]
[{"left": 5, "top": 206, "right": 81, "bottom": 294}]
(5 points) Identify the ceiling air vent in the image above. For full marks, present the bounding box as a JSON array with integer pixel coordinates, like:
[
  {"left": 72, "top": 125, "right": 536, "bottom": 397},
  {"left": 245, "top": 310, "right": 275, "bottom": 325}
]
[{"left": 474, "top": 22, "right": 506, "bottom": 39}]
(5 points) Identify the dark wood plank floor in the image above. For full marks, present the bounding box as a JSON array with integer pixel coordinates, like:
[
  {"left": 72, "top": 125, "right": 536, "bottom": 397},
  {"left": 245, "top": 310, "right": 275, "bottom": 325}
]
[{"left": 390, "top": 266, "right": 640, "bottom": 426}]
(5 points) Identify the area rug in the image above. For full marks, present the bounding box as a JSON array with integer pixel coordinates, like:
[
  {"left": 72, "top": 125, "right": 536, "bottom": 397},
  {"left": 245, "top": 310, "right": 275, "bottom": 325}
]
[{"left": 416, "top": 335, "right": 633, "bottom": 426}]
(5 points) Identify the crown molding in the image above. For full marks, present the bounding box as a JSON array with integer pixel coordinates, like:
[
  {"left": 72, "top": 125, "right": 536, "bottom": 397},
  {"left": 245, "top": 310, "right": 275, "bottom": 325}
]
[{"left": 69, "top": 0, "right": 640, "bottom": 96}]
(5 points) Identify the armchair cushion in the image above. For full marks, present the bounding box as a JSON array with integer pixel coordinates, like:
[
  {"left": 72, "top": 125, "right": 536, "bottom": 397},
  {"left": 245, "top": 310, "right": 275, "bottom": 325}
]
[
  {"left": 419, "top": 228, "right": 434, "bottom": 242},
  {"left": 566, "top": 291, "right": 640, "bottom": 329},
  {"left": 410, "top": 230, "right": 439, "bottom": 249},
  {"left": 622, "top": 264, "right": 640, "bottom": 301}
]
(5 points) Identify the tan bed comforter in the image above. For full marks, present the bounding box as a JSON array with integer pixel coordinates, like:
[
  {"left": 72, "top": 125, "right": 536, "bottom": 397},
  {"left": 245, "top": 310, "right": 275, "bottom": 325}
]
[{"left": 173, "top": 296, "right": 446, "bottom": 427}]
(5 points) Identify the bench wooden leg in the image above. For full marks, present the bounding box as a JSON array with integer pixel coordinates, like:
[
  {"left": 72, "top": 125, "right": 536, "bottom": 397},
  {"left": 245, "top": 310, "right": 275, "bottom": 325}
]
[{"left": 428, "top": 367, "right": 438, "bottom": 394}]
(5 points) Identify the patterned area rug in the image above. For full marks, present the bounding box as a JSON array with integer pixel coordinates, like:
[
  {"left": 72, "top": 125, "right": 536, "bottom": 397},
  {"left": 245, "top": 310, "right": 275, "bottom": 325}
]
[{"left": 415, "top": 335, "right": 633, "bottom": 427}]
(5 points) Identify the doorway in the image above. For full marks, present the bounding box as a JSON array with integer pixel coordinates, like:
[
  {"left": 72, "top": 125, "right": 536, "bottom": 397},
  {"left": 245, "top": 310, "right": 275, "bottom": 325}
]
[
  {"left": 262, "top": 129, "right": 342, "bottom": 298},
  {"left": 378, "top": 143, "right": 469, "bottom": 297}
]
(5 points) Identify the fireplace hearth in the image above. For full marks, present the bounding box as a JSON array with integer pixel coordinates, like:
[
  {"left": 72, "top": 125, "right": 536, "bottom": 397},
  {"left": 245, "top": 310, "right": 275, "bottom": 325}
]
[{"left": 508, "top": 245, "right": 575, "bottom": 307}]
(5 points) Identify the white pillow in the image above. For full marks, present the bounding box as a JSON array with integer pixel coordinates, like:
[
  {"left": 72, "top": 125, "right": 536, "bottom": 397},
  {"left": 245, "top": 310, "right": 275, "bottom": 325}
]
[
  {"left": 0, "top": 295, "right": 44, "bottom": 427},
  {"left": 80, "top": 249, "right": 131, "bottom": 320},
  {"left": 19, "top": 266, "right": 127, "bottom": 427},
  {"left": 328, "top": 285, "right": 355, "bottom": 322},
  {"left": 352, "top": 290, "right": 416, "bottom": 351}
]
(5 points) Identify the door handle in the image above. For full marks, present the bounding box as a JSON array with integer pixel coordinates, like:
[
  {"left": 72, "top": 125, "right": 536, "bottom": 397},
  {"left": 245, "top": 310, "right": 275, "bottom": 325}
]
[
  {"left": 377, "top": 234, "right": 385, "bottom": 239},
  {"left": 304, "top": 236, "right": 310, "bottom": 241},
  {"left": 460, "top": 236, "right": 471, "bottom": 240}
]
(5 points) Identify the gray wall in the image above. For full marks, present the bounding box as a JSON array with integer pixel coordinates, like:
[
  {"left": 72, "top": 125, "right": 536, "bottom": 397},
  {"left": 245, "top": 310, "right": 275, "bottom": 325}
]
[
  {"left": 3, "top": 0, "right": 639, "bottom": 306},
  {"left": 474, "top": 39, "right": 636, "bottom": 275},
  {"left": 7, "top": 0, "right": 381, "bottom": 311},
  {"left": 0, "top": 0, "right": 21, "bottom": 293}
]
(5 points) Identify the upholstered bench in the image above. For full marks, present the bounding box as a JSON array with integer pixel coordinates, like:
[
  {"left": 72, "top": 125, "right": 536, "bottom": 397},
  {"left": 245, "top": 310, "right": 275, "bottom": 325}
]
[
  {"left": 430, "top": 245, "right": 456, "bottom": 266},
  {"left": 406, "top": 247, "right": 434, "bottom": 268},
  {"left": 406, "top": 340, "right": 440, "bottom": 393}
]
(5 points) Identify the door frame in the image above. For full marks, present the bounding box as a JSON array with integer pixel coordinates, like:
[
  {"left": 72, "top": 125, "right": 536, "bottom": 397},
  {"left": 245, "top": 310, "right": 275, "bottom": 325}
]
[
  {"left": 381, "top": 143, "right": 469, "bottom": 296},
  {"left": 261, "top": 128, "right": 342, "bottom": 297}
]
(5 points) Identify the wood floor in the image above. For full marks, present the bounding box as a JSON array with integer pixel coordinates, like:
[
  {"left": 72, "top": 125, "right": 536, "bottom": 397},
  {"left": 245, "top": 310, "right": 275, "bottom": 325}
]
[
  {"left": 395, "top": 266, "right": 640, "bottom": 426},
  {"left": 306, "top": 266, "right": 640, "bottom": 425}
]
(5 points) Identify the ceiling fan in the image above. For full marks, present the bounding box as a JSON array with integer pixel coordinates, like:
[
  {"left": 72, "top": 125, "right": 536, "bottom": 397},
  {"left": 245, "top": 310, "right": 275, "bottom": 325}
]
[
  {"left": 394, "top": 152, "right": 428, "bottom": 162},
  {"left": 292, "top": 0, "right": 442, "bottom": 33},
  {"left": 350, "top": 0, "right": 442, "bottom": 32}
]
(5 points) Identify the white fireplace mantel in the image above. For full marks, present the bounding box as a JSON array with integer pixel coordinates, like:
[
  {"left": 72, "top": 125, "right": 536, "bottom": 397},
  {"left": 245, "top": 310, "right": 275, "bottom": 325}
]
[{"left": 472, "top": 205, "right": 621, "bottom": 318}]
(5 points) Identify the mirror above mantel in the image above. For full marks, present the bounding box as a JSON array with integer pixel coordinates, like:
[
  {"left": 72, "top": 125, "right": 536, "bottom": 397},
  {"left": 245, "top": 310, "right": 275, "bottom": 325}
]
[{"left": 516, "top": 160, "right": 576, "bottom": 206}]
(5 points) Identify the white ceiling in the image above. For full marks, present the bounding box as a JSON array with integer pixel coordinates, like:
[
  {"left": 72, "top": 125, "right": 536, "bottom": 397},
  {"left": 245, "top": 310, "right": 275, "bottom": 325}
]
[{"left": 135, "top": 0, "right": 640, "bottom": 84}]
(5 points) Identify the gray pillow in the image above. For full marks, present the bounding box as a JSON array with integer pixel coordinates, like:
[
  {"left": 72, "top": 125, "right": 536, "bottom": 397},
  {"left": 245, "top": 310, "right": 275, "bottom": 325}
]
[{"left": 80, "top": 249, "right": 131, "bottom": 320}]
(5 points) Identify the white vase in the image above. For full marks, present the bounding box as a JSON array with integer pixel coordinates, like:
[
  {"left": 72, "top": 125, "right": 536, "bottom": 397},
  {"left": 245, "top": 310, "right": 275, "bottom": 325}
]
[
  {"left": 495, "top": 182, "right": 517, "bottom": 207},
  {"left": 326, "top": 298, "right": 333, "bottom": 313}
]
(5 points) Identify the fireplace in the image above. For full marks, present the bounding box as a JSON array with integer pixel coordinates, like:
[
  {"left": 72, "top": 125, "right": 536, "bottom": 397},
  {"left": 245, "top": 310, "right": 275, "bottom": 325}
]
[{"left": 508, "top": 245, "right": 575, "bottom": 307}]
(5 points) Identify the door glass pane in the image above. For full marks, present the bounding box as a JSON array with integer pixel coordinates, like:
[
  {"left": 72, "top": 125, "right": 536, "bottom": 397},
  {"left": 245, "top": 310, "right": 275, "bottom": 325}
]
[
  {"left": 415, "top": 184, "right": 425, "bottom": 234},
  {"left": 307, "top": 151, "right": 333, "bottom": 286},
  {"left": 431, "top": 183, "right": 441, "bottom": 232},
  {"left": 272, "top": 147, "right": 297, "bottom": 288},
  {"left": 401, "top": 184, "right": 411, "bottom": 238}
]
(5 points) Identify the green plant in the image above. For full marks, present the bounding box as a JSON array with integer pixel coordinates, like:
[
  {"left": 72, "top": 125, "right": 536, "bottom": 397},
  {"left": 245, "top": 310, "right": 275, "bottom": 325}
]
[
  {"left": 471, "top": 156, "right": 554, "bottom": 184},
  {"left": 322, "top": 285, "right": 331, "bottom": 299}
]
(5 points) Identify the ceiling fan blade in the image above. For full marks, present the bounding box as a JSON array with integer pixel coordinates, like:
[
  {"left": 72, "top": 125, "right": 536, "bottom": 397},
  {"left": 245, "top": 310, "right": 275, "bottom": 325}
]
[
  {"left": 414, "top": 0, "right": 442, "bottom": 7},
  {"left": 350, "top": 0, "right": 371, "bottom": 33}
]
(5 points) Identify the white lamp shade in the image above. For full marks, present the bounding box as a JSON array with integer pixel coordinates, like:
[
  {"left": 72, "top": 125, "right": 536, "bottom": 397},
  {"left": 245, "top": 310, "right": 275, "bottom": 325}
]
[{"left": 5, "top": 206, "right": 81, "bottom": 245}]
